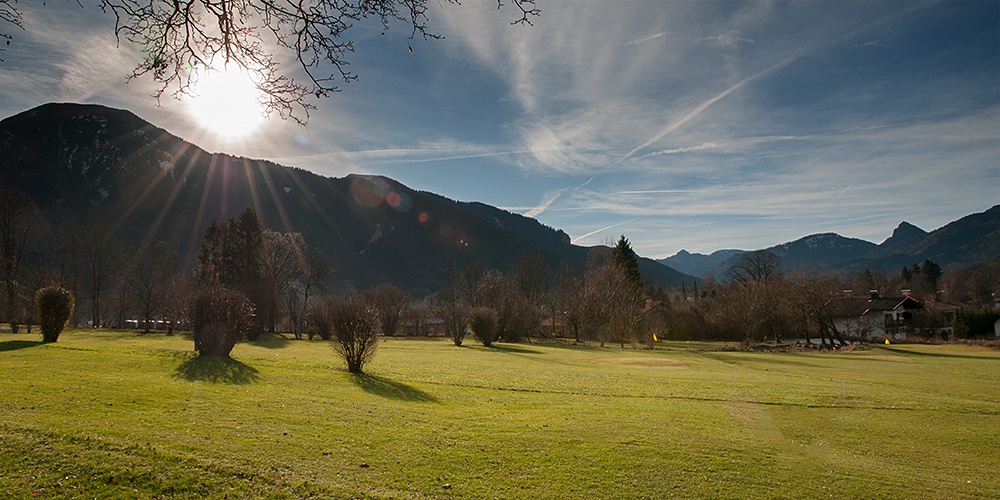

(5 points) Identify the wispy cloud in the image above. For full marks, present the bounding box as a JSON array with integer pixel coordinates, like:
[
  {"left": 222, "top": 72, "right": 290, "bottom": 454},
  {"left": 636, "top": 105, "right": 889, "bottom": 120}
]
[
  {"left": 698, "top": 33, "right": 755, "bottom": 46},
  {"left": 3, "top": 0, "right": 994, "bottom": 260}
]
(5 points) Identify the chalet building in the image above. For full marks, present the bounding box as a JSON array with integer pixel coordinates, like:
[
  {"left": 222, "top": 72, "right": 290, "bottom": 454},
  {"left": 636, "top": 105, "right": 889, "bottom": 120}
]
[{"left": 826, "top": 291, "right": 968, "bottom": 340}]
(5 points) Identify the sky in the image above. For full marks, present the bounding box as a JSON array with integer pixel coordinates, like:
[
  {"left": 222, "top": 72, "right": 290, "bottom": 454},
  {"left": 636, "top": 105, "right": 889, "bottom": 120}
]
[{"left": 1, "top": 0, "right": 998, "bottom": 259}]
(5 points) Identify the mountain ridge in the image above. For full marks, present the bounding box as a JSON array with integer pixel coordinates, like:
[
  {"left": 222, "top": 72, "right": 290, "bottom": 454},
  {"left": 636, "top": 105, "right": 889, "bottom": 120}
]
[
  {"left": 0, "top": 102, "right": 695, "bottom": 295},
  {"left": 659, "top": 206, "right": 1000, "bottom": 279}
]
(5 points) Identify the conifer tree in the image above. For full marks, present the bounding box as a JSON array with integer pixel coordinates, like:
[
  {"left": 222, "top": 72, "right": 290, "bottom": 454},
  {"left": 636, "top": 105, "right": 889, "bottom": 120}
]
[{"left": 613, "top": 235, "right": 642, "bottom": 289}]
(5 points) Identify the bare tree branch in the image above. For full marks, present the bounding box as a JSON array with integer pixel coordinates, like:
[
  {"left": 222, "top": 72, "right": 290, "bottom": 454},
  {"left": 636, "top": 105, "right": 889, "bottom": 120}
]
[
  {"left": 0, "top": 0, "right": 24, "bottom": 62},
  {"left": 2, "top": 0, "right": 538, "bottom": 123}
]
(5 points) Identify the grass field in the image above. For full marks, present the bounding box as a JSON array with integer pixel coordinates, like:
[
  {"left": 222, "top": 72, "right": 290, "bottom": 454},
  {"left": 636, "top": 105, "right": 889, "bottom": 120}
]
[{"left": 1, "top": 329, "right": 998, "bottom": 499}]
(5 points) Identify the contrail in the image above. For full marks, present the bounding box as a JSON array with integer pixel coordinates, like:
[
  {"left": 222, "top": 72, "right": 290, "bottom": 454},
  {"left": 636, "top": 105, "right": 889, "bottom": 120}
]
[
  {"left": 833, "top": 183, "right": 854, "bottom": 200},
  {"left": 524, "top": 176, "right": 598, "bottom": 218},
  {"left": 572, "top": 218, "right": 639, "bottom": 244},
  {"left": 524, "top": 190, "right": 564, "bottom": 218},
  {"left": 623, "top": 55, "right": 798, "bottom": 160},
  {"left": 622, "top": 3, "right": 933, "bottom": 163}
]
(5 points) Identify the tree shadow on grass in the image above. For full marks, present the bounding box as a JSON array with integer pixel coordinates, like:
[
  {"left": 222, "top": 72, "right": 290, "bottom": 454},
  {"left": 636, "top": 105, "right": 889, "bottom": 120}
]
[
  {"left": 491, "top": 344, "right": 542, "bottom": 355},
  {"left": 0, "top": 340, "right": 44, "bottom": 351},
  {"left": 173, "top": 355, "right": 260, "bottom": 384},
  {"left": 247, "top": 333, "right": 292, "bottom": 349},
  {"left": 350, "top": 373, "right": 437, "bottom": 403},
  {"left": 877, "top": 345, "right": 1000, "bottom": 361}
]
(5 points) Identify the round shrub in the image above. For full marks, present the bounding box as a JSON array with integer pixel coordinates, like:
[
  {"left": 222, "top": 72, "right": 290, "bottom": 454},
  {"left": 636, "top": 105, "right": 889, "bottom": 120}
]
[
  {"left": 35, "top": 286, "right": 75, "bottom": 342},
  {"left": 190, "top": 287, "right": 255, "bottom": 358},
  {"left": 467, "top": 307, "right": 499, "bottom": 347}
]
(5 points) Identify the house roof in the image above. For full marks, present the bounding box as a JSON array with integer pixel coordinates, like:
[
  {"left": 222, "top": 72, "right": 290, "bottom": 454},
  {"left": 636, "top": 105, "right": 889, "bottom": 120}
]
[{"left": 825, "top": 296, "right": 923, "bottom": 318}]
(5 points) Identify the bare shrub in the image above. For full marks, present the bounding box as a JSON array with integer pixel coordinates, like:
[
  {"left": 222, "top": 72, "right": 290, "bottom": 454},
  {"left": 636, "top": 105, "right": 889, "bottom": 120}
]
[
  {"left": 191, "top": 288, "right": 255, "bottom": 358},
  {"left": 327, "top": 300, "right": 381, "bottom": 373},
  {"left": 364, "top": 283, "right": 410, "bottom": 337},
  {"left": 310, "top": 296, "right": 339, "bottom": 340},
  {"left": 467, "top": 307, "right": 499, "bottom": 347},
  {"left": 427, "top": 286, "right": 468, "bottom": 346},
  {"left": 35, "top": 286, "right": 74, "bottom": 342}
]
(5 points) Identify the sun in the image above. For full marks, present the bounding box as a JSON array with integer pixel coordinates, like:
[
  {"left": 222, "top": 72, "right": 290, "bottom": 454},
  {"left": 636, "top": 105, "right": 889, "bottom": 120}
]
[{"left": 186, "top": 62, "right": 267, "bottom": 137}]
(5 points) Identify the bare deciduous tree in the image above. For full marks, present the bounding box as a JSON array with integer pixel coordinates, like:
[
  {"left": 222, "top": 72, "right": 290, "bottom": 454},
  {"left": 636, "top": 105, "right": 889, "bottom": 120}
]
[
  {"left": 427, "top": 282, "right": 467, "bottom": 346},
  {"left": 125, "top": 241, "right": 182, "bottom": 333},
  {"left": 85, "top": 228, "right": 117, "bottom": 328},
  {"left": 261, "top": 230, "right": 305, "bottom": 333},
  {"left": 782, "top": 270, "right": 848, "bottom": 347},
  {"left": 585, "top": 258, "right": 644, "bottom": 348},
  {"left": 476, "top": 269, "right": 538, "bottom": 343},
  {"left": 364, "top": 283, "right": 410, "bottom": 337},
  {"left": 729, "top": 250, "right": 782, "bottom": 285},
  {"left": 554, "top": 262, "right": 587, "bottom": 342},
  {"left": 513, "top": 251, "right": 551, "bottom": 311},
  {"left": 0, "top": 189, "right": 46, "bottom": 332},
  {"left": 292, "top": 246, "right": 333, "bottom": 337},
  {"left": 401, "top": 301, "right": 433, "bottom": 336}
]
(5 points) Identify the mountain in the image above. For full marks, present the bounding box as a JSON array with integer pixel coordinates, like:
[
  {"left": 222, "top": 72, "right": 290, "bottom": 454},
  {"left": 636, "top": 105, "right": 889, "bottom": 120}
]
[
  {"left": 660, "top": 207, "right": 1000, "bottom": 280},
  {"left": 0, "top": 103, "right": 695, "bottom": 295},
  {"left": 764, "top": 233, "right": 878, "bottom": 272},
  {"left": 866, "top": 208, "right": 1000, "bottom": 268},
  {"left": 879, "top": 221, "right": 928, "bottom": 249},
  {"left": 657, "top": 249, "right": 742, "bottom": 279}
]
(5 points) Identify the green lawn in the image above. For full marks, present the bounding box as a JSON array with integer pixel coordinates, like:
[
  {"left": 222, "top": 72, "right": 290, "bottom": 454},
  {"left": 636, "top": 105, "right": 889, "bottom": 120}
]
[{"left": 2, "top": 330, "right": 998, "bottom": 499}]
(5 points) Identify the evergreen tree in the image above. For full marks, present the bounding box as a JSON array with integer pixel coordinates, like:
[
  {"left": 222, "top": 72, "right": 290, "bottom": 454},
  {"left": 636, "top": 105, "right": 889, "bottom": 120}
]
[
  {"left": 612, "top": 235, "right": 642, "bottom": 289},
  {"left": 193, "top": 209, "right": 267, "bottom": 338},
  {"left": 195, "top": 209, "right": 265, "bottom": 288},
  {"left": 229, "top": 209, "right": 264, "bottom": 288},
  {"left": 921, "top": 259, "right": 942, "bottom": 291},
  {"left": 194, "top": 220, "right": 227, "bottom": 284}
]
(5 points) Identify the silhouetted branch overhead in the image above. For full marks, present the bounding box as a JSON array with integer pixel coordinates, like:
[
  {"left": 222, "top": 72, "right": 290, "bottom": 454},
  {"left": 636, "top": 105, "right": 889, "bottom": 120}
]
[{"left": 1, "top": 0, "right": 538, "bottom": 123}]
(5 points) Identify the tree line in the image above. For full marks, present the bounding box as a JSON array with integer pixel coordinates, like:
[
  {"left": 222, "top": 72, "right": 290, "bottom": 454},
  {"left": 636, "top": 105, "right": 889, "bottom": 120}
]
[{"left": 3, "top": 187, "right": 998, "bottom": 362}]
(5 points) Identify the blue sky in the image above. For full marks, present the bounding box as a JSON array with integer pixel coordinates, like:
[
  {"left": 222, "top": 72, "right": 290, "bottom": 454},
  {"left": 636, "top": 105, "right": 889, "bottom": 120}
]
[{"left": 1, "top": 0, "right": 998, "bottom": 259}]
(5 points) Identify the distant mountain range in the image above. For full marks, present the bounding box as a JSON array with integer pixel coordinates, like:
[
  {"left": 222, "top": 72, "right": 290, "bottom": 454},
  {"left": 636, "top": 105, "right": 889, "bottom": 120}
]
[
  {"left": 660, "top": 206, "right": 1000, "bottom": 279},
  {"left": 0, "top": 103, "right": 694, "bottom": 295}
]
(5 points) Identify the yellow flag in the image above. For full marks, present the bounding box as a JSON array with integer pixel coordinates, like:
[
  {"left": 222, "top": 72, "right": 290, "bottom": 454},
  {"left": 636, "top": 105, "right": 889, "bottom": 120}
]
[
  {"left": 884, "top": 338, "right": 890, "bottom": 345},
  {"left": 653, "top": 333, "right": 658, "bottom": 342}
]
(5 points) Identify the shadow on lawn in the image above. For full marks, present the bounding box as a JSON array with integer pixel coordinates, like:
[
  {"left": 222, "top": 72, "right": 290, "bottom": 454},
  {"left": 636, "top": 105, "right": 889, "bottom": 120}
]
[
  {"left": 490, "top": 344, "right": 542, "bottom": 355},
  {"left": 876, "top": 345, "right": 1000, "bottom": 361},
  {"left": 350, "top": 374, "right": 437, "bottom": 403},
  {"left": 248, "top": 333, "right": 292, "bottom": 349},
  {"left": 174, "top": 356, "right": 260, "bottom": 384},
  {"left": 0, "top": 340, "right": 44, "bottom": 351}
]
